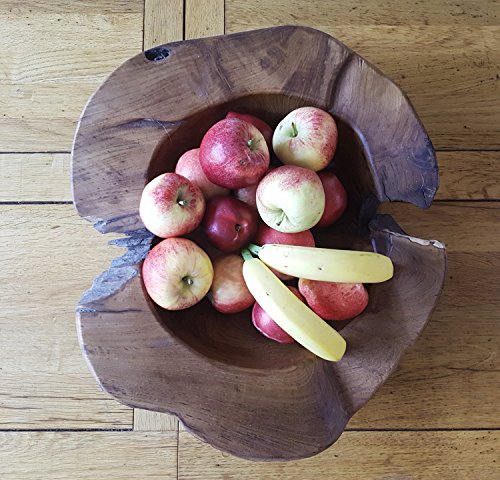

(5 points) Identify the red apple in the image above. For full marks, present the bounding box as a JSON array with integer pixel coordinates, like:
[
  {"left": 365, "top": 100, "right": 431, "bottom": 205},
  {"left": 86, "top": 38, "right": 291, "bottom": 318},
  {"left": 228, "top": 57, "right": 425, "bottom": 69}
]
[
  {"left": 272, "top": 107, "right": 338, "bottom": 171},
  {"left": 316, "top": 171, "right": 348, "bottom": 227},
  {"left": 252, "top": 286, "right": 304, "bottom": 343},
  {"left": 142, "top": 237, "right": 213, "bottom": 310},
  {"left": 234, "top": 166, "right": 274, "bottom": 211},
  {"left": 139, "top": 172, "right": 205, "bottom": 238},
  {"left": 200, "top": 118, "right": 270, "bottom": 189},
  {"left": 203, "top": 196, "right": 257, "bottom": 252},
  {"left": 226, "top": 111, "right": 273, "bottom": 147},
  {"left": 175, "top": 148, "right": 230, "bottom": 200},
  {"left": 256, "top": 165, "right": 325, "bottom": 233},
  {"left": 234, "top": 183, "right": 258, "bottom": 210},
  {"left": 254, "top": 223, "right": 315, "bottom": 280},
  {"left": 209, "top": 255, "right": 254, "bottom": 314},
  {"left": 298, "top": 279, "right": 368, "bottom": 321}
]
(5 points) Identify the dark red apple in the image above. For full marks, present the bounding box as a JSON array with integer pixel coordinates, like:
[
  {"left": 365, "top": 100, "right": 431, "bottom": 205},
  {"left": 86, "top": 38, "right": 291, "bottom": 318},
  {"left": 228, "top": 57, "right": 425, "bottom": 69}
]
[
  {"left": 254, "top": 223, "right": 316, "bottom": 280},
  {"left": 226, "top": 111, "right": 273, "bottom": 147},
  {"left": 252, "top": 286, "right": 304, "bottom": 344},
  {"left": 203, "top": 196, "right": 257, "bottom": 252},
  {"left": 200, "top": 118, "right": 270, "bottom": 189},
  {"left": 298, "top": 279, "right": 368, "bottom": 321},
  {"left": 316, "top": 171, "right": 348, "bottom": 228}
]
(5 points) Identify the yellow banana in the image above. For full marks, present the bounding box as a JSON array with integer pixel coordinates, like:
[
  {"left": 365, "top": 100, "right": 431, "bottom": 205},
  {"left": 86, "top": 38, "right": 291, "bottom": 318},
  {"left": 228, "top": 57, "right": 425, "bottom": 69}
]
[
  {"left": 242, "top": 253, "right": 346, "bottom": 362},
  {"left": 251, "top": 244, "right": 393, "bottom": 283}
]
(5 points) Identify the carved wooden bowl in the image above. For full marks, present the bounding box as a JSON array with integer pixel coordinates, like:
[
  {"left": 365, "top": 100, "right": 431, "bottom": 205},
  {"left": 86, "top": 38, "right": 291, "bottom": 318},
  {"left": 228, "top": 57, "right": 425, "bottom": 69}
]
[{"left": 72, "top": 26, "right": 446, "bottom": 461}]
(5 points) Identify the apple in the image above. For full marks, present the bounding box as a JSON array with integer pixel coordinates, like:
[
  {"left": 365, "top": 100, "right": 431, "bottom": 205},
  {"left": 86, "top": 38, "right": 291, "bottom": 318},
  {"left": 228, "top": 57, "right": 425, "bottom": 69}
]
[
  {"left": 139, "top": 172, "right": 205, "bottom": 238},
  {"left": 234, "top": 166, "right": 274, "bottom": 211},
  {"left": 203, "top": 196, "right": 258, "bottom": 252},
  {"left": 252, "top": 286, "right": 304, "bottom": 344},
  {"left": 234, "top": 183, "right": 258, "bottom": 211},
  {"left": 272, "top": 106, "right": 338, "bottom": 171},
  {"left": 316, "top": 171, "right": 348, "bottom": 228},
  {"left": 256, "top": 165, "right": 325, "bottom": 233},
  {"left": 200, "top": 118, "right": 270, "bottom": 189},
  {"left": 226, "top": 111, "right": 273, "bottom": 147},
  {"left": 298, "top": 279, "right": 368, "bottom": 321},
  {"left": 175, "top": 148, "right": 230, "bottom": 200},
  {"left": 209, "top": 254, "right": 254, "bottom": 314},
  {"left": 142, "top": 237, "right": 213, "bottom": 310},
  {"left": 254, "top": 223, "right": 315, "bottom": 280}
]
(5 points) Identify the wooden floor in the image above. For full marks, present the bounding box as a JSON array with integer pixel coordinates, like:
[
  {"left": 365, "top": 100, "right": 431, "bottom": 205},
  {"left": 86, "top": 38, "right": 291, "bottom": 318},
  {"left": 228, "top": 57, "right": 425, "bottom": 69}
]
[{"left": 1, "top": 1, "right": 499, "bottom": 478}]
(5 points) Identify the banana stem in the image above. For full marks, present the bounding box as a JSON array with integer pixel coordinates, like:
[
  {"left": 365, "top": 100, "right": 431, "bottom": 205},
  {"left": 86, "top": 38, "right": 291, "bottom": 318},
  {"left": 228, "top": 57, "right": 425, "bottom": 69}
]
[
  {"left": 247, "top": 244, "right": 262, "bottom": 256},
  {"left": 241, "top": 248, "right": 254, "bottom": 261}
]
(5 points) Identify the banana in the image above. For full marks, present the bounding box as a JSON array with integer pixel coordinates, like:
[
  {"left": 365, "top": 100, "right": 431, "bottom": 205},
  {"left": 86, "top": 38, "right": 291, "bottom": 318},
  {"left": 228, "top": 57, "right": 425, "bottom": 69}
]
[
  {"left": 242, "top": 253, "right": 346, "bottom": 362},
  {"left": 251, "top": 244, "right": 393, "bottom": 283}
]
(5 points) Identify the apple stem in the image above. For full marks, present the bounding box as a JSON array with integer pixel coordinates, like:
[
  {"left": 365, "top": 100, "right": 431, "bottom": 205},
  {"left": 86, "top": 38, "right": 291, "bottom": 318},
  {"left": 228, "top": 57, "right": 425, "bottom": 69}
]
[
  {"left": 247, "top": 244, "right": 261, "bottom": 256},
  {"left": 241, "top": 248, "right": 254, "bottom": 262},
  {"left": 291, "top": 122, "right": 298, "bottom": 137},
  {"left": 275, "top": 211, "right": 286, "bottom": 227},
  {"left": 177, "top": 199, "right": 189, "bottom": 207},
  {"left": 247, "top": 138, "right": 259, "bottom": 151},
  {"left": 182, "top": 276, "right": 194, "bottom": 286}
]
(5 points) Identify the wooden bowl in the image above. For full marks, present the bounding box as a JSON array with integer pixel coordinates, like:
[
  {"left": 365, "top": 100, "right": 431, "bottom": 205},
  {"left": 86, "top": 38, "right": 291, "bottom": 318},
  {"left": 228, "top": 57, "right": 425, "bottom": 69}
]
[{"left": 72, "top": 26, "right": 446, "bottom": 461}]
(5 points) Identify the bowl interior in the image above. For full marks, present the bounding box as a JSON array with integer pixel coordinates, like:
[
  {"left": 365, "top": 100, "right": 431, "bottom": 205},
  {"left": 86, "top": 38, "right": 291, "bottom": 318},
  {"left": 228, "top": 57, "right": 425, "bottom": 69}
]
[{"left": 145, "top": 93, "right": 375, "bottom": 370}]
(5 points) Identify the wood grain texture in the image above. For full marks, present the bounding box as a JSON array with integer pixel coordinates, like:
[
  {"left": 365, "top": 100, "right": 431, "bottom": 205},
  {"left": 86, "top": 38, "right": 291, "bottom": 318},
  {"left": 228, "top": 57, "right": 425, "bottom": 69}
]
[
  {"left": 0, "top": 431, "right": 177, "bottom": 480},
  {"left": 380, "top": 201, "right": 500, "bottom": 252},
  {"left": 435, "top": 151, "right": 500, "bottom": 200},
  {"left": 0, "top": 154, "right": 71, "bottom": 202},
  {"left": 134, "top": 409, "right": 178, "bottom": 431},
  {"left": 139, "top": 0, "right": 186, "bottom": 434},
  {"left": 0, "top": 1, "right": 143, "bottom": 151},
  {"left": 185, "top": 0, "right": 224, "bottom": 39},
  {"left": 178, "top": 430, "right": 500, "bottom": 479},
  {"left": 0, "top": 152, "right": 496, "bottom": 203},
  {"left": 144, "top": 0, "right": 184, "bottom": 49},
  {"left": 0, "top": 205, "right": 132, "bottom": 428},
  {"left": 225, "top": 0, "right": 500, "bottom": 150}
]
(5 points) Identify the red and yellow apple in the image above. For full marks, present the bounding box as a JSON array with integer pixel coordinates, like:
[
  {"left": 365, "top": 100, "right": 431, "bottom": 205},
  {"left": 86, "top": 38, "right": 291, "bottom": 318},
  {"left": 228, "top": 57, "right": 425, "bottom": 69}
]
[
  {"left": 200, "top": 118, "right": 270, "bottom": 189},
  {"left": 139, "top": 172, "right": 205, "bottom": 238},
  {"left": 272, "top": 106, "right": 337, "bottom": 171},
  {"left": 142, "top": 237, "right": 213, "bottom": 310},
  {"left": 209, "top": 255, "right": 254, "bottom": 314},
  {"left": 256, "top": 165, "right": 325, "bottom": 233},
  {"left": 175, "top": 148, "right": 229, "bottom": 200},
  {"left": 298, "top": 279, "right": 368, "bottom": 321},
  {"left": 203, "top": 196, "right": 258, "bottom": 252},
  {"left": 316, "top": 171, "right": 348, "bottom": 228},
  {"left": 226, "top": 111, "right": 273, "bottom": 147}
]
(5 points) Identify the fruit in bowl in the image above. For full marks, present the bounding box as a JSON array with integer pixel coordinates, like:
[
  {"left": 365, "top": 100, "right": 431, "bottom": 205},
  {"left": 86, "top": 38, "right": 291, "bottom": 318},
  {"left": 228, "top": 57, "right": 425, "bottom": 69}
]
[
  {"left": 174, "top": 148, "right": 230, "bottom": 200},
  {"left": 272, "top": 106, "right": 338, "bottom": 171},
  {"left": 200, "top": 117, "right": 270, "bottom": 189},
  {"left": 256, "top": 165, "right": 326, "bottom": 233},
  {"left": 139, "top": 172, "right": 205, "bottom": 238},
  {"left": 209, "top": 254, "right": 254, "bottom": 314},
  {"left": 142, "top": 237, "right": 213, "bottom": 310},
  {"left": 203, "top": 196, "right": 258, "bottom": 253},
  {"left": 139, "top": 106, "right": 392, "bottom": 359},
  {"left": 73, "top": 25, "right": 445, "bottom": 462}
]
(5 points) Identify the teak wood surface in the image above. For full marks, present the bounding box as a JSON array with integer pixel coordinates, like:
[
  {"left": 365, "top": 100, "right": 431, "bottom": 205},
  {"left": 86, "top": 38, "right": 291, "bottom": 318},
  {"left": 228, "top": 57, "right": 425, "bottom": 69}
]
[{"left": 1, "top": 0, "right": 499, "bottom": 478}]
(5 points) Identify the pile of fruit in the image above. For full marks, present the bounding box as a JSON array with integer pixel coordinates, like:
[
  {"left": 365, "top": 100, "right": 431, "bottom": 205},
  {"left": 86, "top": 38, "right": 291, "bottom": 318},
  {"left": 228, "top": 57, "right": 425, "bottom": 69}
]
[{"left": 140, "top": 107, "right": 393, "bottom": 361}]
